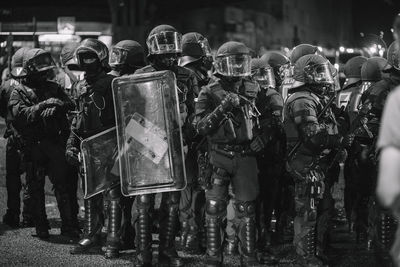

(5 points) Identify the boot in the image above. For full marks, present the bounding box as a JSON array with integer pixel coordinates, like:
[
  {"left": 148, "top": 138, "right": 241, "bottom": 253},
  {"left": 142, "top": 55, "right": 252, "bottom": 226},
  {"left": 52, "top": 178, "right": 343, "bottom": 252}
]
[
  {"left": 3, "top": 210, "right": 20, "bottom": 228},
  {"left": 238, "top": 217, "right": 258, "bottom": 267},
  {"left": 70, "top": 198, "right": 102, "bottom": 254},
  {"left": 135, "top": 199, "right": 152, "bottom": 267},
  {"left": 158, "top": 202, "right": 184, "bottom": 267},
  {"left": 105, "top": 199, "right": 122, "bottom": 259},
  {"left": 223, "top": 234, "right": 238, "bottom": 256},
  {"left": 205, "top": 217, "right": 223, "bottom": 267}
]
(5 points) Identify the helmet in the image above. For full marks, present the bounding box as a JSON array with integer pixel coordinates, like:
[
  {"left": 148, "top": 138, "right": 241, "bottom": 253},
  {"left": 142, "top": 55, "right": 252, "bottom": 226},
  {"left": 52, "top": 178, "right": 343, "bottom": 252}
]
[
  {"left": 180, "top": 32, "right": 212, "bottom": 66},
  {"left": 250, "top": 58, "right": 275, "bottom": 89},
  {"left": 10, "top": 47, "right": 30, "bottom": 78},
  {"left": 214, "top": 41, "right": 251, "bottom": 77},
  {"left": 344, "top": 56, "right": 368, "bottom": 78},
  {"left": 290, "top": 44, "right": 318, "bottom": 64},
  {"left": 293, "top": 54, "right": 334, "bottom": 87},
  {"left": 22, "top": 48, "right": 56, "bottom": 76},
  {"left": 261, "top": 51, "right": 290, "bottom": 85},
  {"left": 386, "top": 41, "right": 400, "bottom": 70},
  {"left": 361, "top": 57, "right": 388, "bottom": 82},
  {"left": 109, "top": 40, "right": 145, "bottom": 69},
  {"left": 146, "top": 24, "right": 182, "bottom": 56},
  {"left": 60, "top": 42, "right": 80, "bottom": 67},
  {"left": 75, "top": 38, "right": 110, "bottom": 70},
  {"left": 394, "top": 13, "right": 400, "bottom": 39}
]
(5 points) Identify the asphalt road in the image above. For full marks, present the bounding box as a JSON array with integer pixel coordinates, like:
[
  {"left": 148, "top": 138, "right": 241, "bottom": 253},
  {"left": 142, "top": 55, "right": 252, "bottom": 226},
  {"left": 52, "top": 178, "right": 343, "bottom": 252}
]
[{"left": 0, "top": 120, "right": 381, "bottom": 266}]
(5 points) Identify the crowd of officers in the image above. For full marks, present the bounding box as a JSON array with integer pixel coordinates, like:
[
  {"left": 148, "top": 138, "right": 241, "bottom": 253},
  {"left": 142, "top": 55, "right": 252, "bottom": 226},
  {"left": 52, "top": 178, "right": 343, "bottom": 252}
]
[{"left": 1, "top": 22, "right": 400, "bottom": 267}]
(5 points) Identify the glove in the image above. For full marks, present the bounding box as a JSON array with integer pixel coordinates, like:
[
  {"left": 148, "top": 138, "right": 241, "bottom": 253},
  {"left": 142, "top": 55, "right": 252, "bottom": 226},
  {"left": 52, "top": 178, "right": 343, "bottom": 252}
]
[
  {"left": 40, "top": 107, "right": 57, "bottom": 118},
  {"left": 221, "top": 93, "right": 240, "bottom": 111},
  {"left": 341, "top": 133, "right": 355, "bottom": 149},
  {"left": 250, "top": 135, "right": 265, "bottom": 153},
  {"left": 41, "top": 98, "right": 64, "bottom": 109},
  {"left": 65, "top": 146, "right": 80, "bottom": 167}
]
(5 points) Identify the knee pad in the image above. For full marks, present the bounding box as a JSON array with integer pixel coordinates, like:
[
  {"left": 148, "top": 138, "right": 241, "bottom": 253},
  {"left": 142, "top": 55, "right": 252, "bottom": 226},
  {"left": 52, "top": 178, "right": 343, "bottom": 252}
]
[
  {"left": 137, "top": 194, "right": 152, "bottom": 209},
  {"left": 167, "top": 191, "right": 180, "bottom": 206},
  {"left": 107, "top": 186, "right": 122, "bottom": 199},
  {"left": 234, "top": 200, "right": 256, "bottom": 218},
  {"left": 206, "top": 199, "right": 226, "bottom": 217}
]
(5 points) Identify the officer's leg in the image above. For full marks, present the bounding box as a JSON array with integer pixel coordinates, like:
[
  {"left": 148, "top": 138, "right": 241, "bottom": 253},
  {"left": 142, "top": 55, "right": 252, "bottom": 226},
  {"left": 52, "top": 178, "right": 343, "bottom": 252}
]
[
  {"left": 293, "top": 180, "right": 317, "bottom": 259},
  {"left": 104, "top": 186, "right": 122, "bottom": 259},
  {"left": 316, "top": 182, "right": 334, "bottom": 262},
  {"left": 179, "top": 181, "right": 192, "bottom": 249},
  {"left": 70, "top": 194, "right": 103, "bottom": 254},
  {"left": 231, "top": 156, "right": 259, "bottom": 266},
  {"left": 3, "top": 138, "right": 22, "bottom": 227},
  {"left": 224, "top": 195, "right": 239, "bottom": 256},
  {"left": 43, "top": 140, "right": 79, "bottom": 237},
  {"left": 158, "top": 191, "right": 184, "bottom": 266},
  {"left": 67, "top": 165, "right": 80, "bottom": 226},
  {"left": 135, "top": 194, "right": 154, "bottom": 266},
  {"left": 120, "top": 196, "right": 135, "bottom": 250}
]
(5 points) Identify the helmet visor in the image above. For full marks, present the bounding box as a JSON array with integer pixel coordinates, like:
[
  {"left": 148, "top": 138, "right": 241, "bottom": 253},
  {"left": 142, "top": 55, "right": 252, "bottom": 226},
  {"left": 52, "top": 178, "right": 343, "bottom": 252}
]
[
  {"left": 199, "top": 38, "right": 212, "bottom": 57},
  {"left": 252, "top": 67, "right": 276, "bottom": 88},
  {"left": 147, "top": 31, "right": 182, "bottom": 55},
  {"left": 28, "top": 53, "right": 56, "bottom": 73},
  {"left": 215, "top": 54, "right": 251, "bottom": 77},
  {"left": 310, "top": 63, "right": 334, "bottom": 84},
  {"left": 109, "top": 47, "right": 128, "bottom": 66}
]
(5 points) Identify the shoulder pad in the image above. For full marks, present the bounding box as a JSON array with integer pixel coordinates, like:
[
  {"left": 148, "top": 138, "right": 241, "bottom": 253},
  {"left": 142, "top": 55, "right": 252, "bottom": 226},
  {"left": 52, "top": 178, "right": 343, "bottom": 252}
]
[
  {"left": 286, "top": 91, "right": 320, "bottom": 106},
  {"left": 368, "top": 79, "right": 390, "bottom": 97}
]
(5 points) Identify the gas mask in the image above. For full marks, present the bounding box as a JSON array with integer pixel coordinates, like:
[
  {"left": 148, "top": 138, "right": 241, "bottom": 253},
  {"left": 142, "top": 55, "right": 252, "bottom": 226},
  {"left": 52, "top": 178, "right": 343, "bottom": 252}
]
[
  {"left": 77, "top": 52, "right": 102, "bottom": 78},
  {"left": 153, "top": 54, "right": 178, "bottom": 70}
]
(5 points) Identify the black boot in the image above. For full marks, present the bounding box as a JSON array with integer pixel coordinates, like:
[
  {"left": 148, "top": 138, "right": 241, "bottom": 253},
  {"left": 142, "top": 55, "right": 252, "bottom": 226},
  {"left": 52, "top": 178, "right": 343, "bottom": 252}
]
[
  {"left": 158, "top": 195, "right": 184, "bottom": 267},
  {"left": 304, "top": 227, "right": 322, "bottom": 267},
  {"left": 135, "top": 196, "right": 152, "bottom": 267},
  {"left": 3, "top": 210, "right": 20, "bottom": 228},
  {"left": 70, "top": 198, "right": 102, "bottom": 254},
  {"left": 238, "top": 217, "right": 258, "bottom": 267},
  {"left": 205, "top": 217, "right": 223, "bottom": 267},
  {"left": 105, "top": 199, "right": 122, "bottom": 259}
]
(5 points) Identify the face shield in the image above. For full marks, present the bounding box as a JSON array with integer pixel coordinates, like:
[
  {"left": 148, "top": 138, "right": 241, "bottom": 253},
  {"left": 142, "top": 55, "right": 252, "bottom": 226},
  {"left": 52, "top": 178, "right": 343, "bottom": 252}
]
[
  {"left": 252, "top": 66, "right": 276, "bottom": 89},
  {"left": 109, "top": 46, "right": 128, "bottom": 67},
  {"left": 199, "top": 38, "right": 212, "bottom": 57},
  {"left": 305, "top": 63, "right": 334, "bottom": 85},
  {"left": 147, "top": 31, "right": 182, "bottom": 55},
  {"left": 214, "top": 54, "right": 251, "bottom": 77},
  {"left": 26, "top": 53, "right": 56, "bottom": 74}
]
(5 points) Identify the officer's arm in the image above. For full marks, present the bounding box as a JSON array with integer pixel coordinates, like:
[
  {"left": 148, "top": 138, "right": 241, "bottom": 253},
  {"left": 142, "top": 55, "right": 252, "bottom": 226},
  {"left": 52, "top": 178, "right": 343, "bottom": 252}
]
[
  {"left": 56, "top": 86, "right": 75, "bottom": 112},
  {"left": 195, "top": 88, "right": 238, "bottom": 136},
  {"left": 0, "top": 84, "right": 7, "bottom": 118},
  {"left": 291, "top": 99, "right": 341, "bottom": 151}
]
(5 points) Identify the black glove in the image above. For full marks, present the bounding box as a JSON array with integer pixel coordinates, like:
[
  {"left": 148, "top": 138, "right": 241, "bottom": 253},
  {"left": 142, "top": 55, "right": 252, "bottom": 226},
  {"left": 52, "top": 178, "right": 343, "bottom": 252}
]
[
  {"left": 65, "top": 146, "right": 80, "bottom": 167},
  {"left": 41, "top": 98, "right": 64, "bottom": 109},
  {"left": 250, "top": 135, "right": 266, "bottom": 153},
  {"left": 221, "top": 93, "right": 240, "bottom": 111},
  {"left": 40, "top": 107, "right": 57, "bottom": 118},
  {"left": 341, "top": 133, "right": 355, "bottom": 149}
]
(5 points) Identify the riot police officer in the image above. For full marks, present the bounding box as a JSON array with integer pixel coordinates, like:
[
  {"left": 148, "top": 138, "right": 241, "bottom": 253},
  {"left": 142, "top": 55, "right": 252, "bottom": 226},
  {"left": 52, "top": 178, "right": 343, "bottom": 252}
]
[
  {"left": 66, "top": 38, "right": 121, "bottom": 258},
  {"left": 178, "top": 31, "right": 213, "bottom": 254},
  {"left": 132, "top": 24, "right": 198, "bottom": 267},
  {"left": 195, "top": 41, "right": 263, "bottom": 266},
  {"left": 0, "top": 47, "right": 33, "bottom": 228},
  {"left": 109, "top": 39, "right": 146, "bottom": 250},
  {"left": 251, "top": 57, "right": 284, "bottom": 264},
  {"left": 8, "top": 48, "right": 78, "bottom": 239},
  {"left": 261, "top": 51, "right": 290, "bottom": 89},
  {"left": 284, "top": 54, "right": 353, "bottom": 265}
]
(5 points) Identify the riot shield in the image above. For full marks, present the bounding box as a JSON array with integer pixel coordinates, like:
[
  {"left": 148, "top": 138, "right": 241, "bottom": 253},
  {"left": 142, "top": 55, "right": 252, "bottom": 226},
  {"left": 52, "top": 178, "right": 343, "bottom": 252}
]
[
  {"left": 112, "top": 70, "right": 186, "bottom": 196},
  {"left": 80, "top": 127, "right": 120, "bottom": 199}
]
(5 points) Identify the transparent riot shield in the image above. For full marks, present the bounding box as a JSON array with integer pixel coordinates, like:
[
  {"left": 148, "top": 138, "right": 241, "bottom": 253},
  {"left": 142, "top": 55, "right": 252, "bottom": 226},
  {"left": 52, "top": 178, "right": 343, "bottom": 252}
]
[
  {"left": 80, "top": 127, "right": 120, "bottom": 199},
  {"left": 112, "top": 70, "right": 186, "bottom": 196}
]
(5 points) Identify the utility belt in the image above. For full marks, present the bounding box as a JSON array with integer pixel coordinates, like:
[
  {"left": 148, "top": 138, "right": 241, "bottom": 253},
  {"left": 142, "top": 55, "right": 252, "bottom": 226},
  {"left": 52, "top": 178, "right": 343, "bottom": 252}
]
[{"left": 210, "top": 143, "right": 253, "bottom": 158}]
